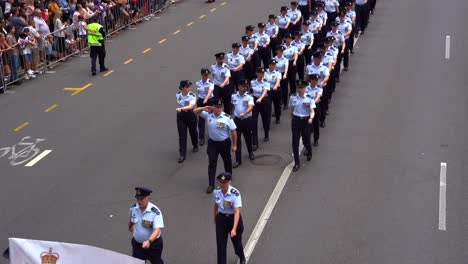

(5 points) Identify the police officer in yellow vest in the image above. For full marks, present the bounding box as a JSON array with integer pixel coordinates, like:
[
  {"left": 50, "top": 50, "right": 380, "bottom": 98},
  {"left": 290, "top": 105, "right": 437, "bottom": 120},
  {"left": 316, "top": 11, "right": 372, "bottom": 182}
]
[{"left": 87, "top": 16, "right": 108, "bottom": 76}]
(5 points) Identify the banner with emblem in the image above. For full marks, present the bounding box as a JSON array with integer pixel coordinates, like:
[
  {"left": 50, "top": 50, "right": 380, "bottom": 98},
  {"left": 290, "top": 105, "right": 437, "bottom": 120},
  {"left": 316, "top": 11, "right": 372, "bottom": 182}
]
[{"left": 8, "top": 238, "right": 144, "bottom": 264}]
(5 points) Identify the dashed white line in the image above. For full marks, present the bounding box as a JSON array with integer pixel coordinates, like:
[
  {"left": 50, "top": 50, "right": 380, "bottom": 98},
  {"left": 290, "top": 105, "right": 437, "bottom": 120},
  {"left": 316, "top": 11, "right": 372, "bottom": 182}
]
[
  {"left": 445, "top": 36, "right": 450, "bottom": 59},
  {"left": 25, "top": 150, "right": 52, "bottom": 167},
  {"left": 439, "top": 162, "right": 447, "bottom": 231}
]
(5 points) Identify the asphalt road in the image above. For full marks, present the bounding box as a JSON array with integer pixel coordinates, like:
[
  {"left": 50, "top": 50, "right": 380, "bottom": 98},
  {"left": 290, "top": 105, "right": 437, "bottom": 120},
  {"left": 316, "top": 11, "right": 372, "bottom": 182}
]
[{"left": 1, "top": 0, "right": 467, "bottom": 263}]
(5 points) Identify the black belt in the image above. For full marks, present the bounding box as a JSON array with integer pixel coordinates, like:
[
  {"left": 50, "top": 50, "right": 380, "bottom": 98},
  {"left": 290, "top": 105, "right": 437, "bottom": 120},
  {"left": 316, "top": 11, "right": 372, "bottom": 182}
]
[
  {"left": 208, "top": 138, "right": 230, "bottom": 143},
  {"left": 219, "top": 213, "right": 234, "bottom": 217},
  {"left": 293, "top": 115, "right": 310, "bottom": 120},
  {"left": 235, "top": 116, "right": 252, "bottom": 120}
]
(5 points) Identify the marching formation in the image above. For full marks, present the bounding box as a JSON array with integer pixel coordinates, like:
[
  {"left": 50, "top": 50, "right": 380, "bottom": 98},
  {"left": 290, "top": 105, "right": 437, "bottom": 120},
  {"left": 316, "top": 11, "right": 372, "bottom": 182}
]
[{"left": 132, "top": 0, "right": 377, "bottom": 263}]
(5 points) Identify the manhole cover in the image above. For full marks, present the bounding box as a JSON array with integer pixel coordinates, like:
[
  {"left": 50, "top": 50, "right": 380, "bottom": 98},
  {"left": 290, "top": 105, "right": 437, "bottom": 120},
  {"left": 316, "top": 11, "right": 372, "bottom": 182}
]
[{"left": 251, "top": 154, "right": 284, "bottom": 166}]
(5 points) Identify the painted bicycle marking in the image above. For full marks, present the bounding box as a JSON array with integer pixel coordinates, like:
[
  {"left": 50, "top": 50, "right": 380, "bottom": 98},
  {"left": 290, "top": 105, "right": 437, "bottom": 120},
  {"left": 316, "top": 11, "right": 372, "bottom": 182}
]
[{"left": 0, "top": 137, "right": 46, "bottom": 166}]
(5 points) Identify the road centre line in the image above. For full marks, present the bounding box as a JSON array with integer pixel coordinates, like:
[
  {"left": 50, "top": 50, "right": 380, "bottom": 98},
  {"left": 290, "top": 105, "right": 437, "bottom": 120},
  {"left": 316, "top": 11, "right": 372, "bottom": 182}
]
[
  {"left": 14, "top": 122, "right": 29, "bottom": 132},
  {"left": 25, "top": 150, "right": 53, "bottom": 167},
  {"left": 124, "top": 58, "right": 134, "bottom": 64},
  {"left": 244, "top": 34, "right": 362, "bottom": 263},
  {"left": 187, "top": 22, "right": 194, "bottom": 26},
  {"left": 445, "top": 36, "right": 450, "bottom": 59},
  {"left": 44, "top": 104, "right": 58, "bottom": 113},
  {"left": 142, "top": 48, "right": 152, "bottom": 53},
  {"left": 210, "top": 8, "right": 216, "bottom": 12},
  {"left": 103, "top": 70, "right": 114, "bottom": 77},
  {"left": 173, "top": 29, "right": 181, "bottom": 34},
  {"left": 439, "top": 162, "right": 447, "bottom": 231},
  {"left": 159, "top": 38, "right": 167, "bottom": 44},
  {"left": 199, "top": 15, "right": 206, "bottom": 19}
]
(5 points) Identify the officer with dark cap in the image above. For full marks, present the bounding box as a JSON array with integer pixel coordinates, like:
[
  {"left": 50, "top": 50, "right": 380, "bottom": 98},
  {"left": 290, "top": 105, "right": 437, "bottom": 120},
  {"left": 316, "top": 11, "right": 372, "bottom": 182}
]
[
  {"left": 87, "top": 15, "right": 108, "bottom": 76},
  {"left": 211, "top": 52, "right": 232, "bottom": 114},
  {"left": 226, "top": 43, "right": 246, "bottom": 87},
  {"left": 193, "top": 100, "right": 237, "bottom": 193},
  {"left": 213, "top": 172, "right": 246, "bottom": 264},
  {"left": 231, "top": 79, "right": 255, "bottom": 168},
  {"left": 277, "top": 6, "right": 291, "bottom": 40},
  {"left": 283, "top": 32, "right": 298, "bottom": 109},
  {"left": 245, "top": 25, "right": 260, "bottom": 68},
  {"left": 265, "top": 59, "right": 282, "bottom": 124},
  {"left": 289, "top": 79, "right": 315, "bottom": 171},
  {"left": 292, "top": 31, "right": 306, "bottom": 80},
  {"left": 196, "top": 68, "right": 215, "bottom": 146},
  {"left": 129, "top": 187, "right": 165, "bottom": 264},
  {"left": 254, "top": 22, "right": 271, "bottom": 68},
  {"left": 239, "top": 35, "right": 255, "bottom": 80},
  {"left": 301, "top": 21, "right": 314, "bottom": 65},
  {"left": 273, "top": 45, "right": 289, "bottom": 114},
  {"left": 298, "top": 0, "right": 311, "bottom": 23},
  {"left": 305, "top": 74, "right": 323, "bottom": 147},
  {"left": 266, "top": 14, "right": 279, "bottom": 57},
  {"left": 287, "top": 2, "right": 303, "bottom": 34},
  {"left": 251, "top": 67, "right": 272, "bottom": 149},
  {"left": 176, "top": 80, "right": 199, "bottom": 163},
  {"left": 326, "top": 22, "right": 345, "bottom": 83}
]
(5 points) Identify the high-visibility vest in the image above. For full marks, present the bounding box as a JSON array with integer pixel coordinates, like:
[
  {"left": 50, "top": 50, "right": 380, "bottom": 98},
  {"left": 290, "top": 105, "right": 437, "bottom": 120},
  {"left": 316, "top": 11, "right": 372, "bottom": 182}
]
[{"left": 87, "top": 23, "right": 104, "bottom": 47}]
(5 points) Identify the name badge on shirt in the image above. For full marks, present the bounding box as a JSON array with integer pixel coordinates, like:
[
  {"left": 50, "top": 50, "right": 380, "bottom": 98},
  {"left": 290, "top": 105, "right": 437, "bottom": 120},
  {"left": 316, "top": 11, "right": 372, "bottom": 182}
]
[
  {"left": 243, "top": 100, "right": 248, "bottom": 106},
  {"left": 235, "top": 59, "right": 239, "bottom": 63},
  {"left": 204, "top": 86, "right": 209, "bottom": 92},
  {"left": 303, "top": 102, "right": 310, "bottom": 108},
  {"left": 142, "top": 220, "right": 153, "bottom": 228},
  {"left": 216, "top": 122, "right": 225, "bottom": 128},
  {"left": 184, "top": 101, "right": 190, "bottom": 106},
  {"left": 223, "top": 200, "right": 232, "bottom": 208}
]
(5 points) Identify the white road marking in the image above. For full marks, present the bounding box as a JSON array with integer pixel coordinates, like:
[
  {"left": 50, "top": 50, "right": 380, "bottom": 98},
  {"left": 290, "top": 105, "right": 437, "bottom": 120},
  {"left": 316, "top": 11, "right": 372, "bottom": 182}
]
[
  {"left": 438, "top": 162, "right": 447, "bottom": 231},
  {"left": 25, "top": 150, "right": 52, "bottom": 167},
  {"left": 445, "top": 36, "right": 450, "bottom": 59},
  {"left": 243, "top": 34, "right": 362, "bottom": 263}
]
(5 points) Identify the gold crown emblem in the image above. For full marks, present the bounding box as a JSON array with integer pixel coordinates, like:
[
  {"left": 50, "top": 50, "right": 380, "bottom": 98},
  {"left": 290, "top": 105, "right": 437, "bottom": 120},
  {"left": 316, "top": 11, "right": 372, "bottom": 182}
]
[
  {"left": 221, "top": 175, "right": 226, "bottom": 180},
  {"left": 136, "top": 190, "right": 141, "bottom": 195},
  {"left": 40, "top": 248, "right": 59, "bottom": 264}
]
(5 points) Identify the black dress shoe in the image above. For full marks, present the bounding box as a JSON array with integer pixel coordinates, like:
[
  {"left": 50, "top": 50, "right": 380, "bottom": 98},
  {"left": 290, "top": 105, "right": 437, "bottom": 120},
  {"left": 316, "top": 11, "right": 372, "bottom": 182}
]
[
  {"left": 92, "top": 71, "right": 96, "bottom": 76},
  {"left": 178, "top": 156, "right": 185, "bottom": 163},
  {"left": 233, "top": 161, "right": 242, "bottom": 168},
  {"left": 206, "top": 185, "right": 214, "bottom": 193},
  {"left": 264, "top": 137, "right": 269, "bottom": 142},
  {"left": 199, "top": 138, "right": 205, "bottom": 146},
  {"left": 344, "top": 67, "right": 349, "bottom": 71},
  {"left": 275, "top": 119, "right": 280, "bottom": 124},
  {"left": 350, "top": 50, "right": 354, "bottom": 54},
  {"left": 307, "top": 154, "right": 312, "bottom": 161},
  {"left": 192, "top": 146, "right": 199, "bottom": 153},
  {"left": 303, "top": 149, "right": 309, "bottom": 156},
  {"left": 252, "top": 145, "right": 258, "bottom": 151},
  {"left": 313, "top": 140, "right": 319, "bottom": 147},
  {"left": 249, "top": 153, "right": 255, "bottom": 160},
  {"left": 320, "top": 121, "right": 326, "bottom": 128},
  {"left": 336, "top": 78, "right": 340, "bottom": 83},
  {"left": 100, "top": 67, "right": 109, "bottom": 72},
  {"left": 283, "top": 105, "right": 288, "bottom": 110},
  {"left": 292, "top": 164, "right": 300, "bottom": 172},
  {"left": 240, "top": 257, "right": 246, "bottom": 264}
]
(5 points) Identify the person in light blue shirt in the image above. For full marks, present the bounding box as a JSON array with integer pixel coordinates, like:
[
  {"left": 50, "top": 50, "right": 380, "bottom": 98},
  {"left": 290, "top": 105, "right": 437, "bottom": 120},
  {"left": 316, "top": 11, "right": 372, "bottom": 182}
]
[
  {"left": 337, "top": 11, "right": 352, "bottom": 71},
  {"left": 287, "top": 2, "right": 302, "bottom": 34},
  {"left": 231, "top": 79, "right": 255, "bottom": 168},
  {"left": 273, "top": 46, "right": 289, "bottom": 111},
  {"left": 211, "top": 52, "right": 232, "bottom": 114},
  {"left": 239, "top": 35, "right": 254, "bottom": 80},
  {"left": 194, "top": 100, "right": 237, "bottom": 193},
  {"left": 227, "top": 43, "right": 246, "bottom": 87},
  {"left": 297, "top": 0, "right": 311, "bottom": 23},
  {"left": 344, "top": 1, "right": 357, "bottom": 54},
  {"left": 355, "top": 0, "right": 369, "bottom": 35},
  {"left": 265, "top": 59, "right": 282, "bottom": 124},
  {"left": 266, "top": 14, "right": 279, "bottom": 57},
  {"left": 305, "top": 74, "right": 322, "bottom": 147},
  {"left": 176, "top": 80, "right": 198, "bottom": 163},
  {"left": 292, "top": 31, "right": 306, "bottom": 80},
  {"left": 196, "top": 68, "right": 215, "bottom": 146},
  {"left": 245, "top": 25, "right": 260, "bottom": 68},
  {"left": 251, "top": 68, "right": 271, "bottom": 150},
  {"left": 254, "top": 23, "right": 271, "bottom": 68},
  {"left": 213, "top": 172, "right": 246, "bottom": 264},
  {"left": 283, "top": 33, "right": 298, "bottom": 107},
  {"left": 324, "top": 0, "right": 339, "bottom": 26},
  {"left": 305, "top": 51, "right": 330, "bottom": 87},
  {"left": 301, "top": 21, "right": 314, "bottom": 65},
  {"left": 308, "top": 10, "right": 322, "bottom": 44},
  {"left": 289, "top": 79, "right": 315, "bottom": 171},
  {"left": 327, "top": 22, "right": 345, "bottom": 83},
  {"left": 129, "top": 187, "right": 164, "bottom": 264},
  {"left": 277, "top": 6, "right": 291, "bottom": 40}
]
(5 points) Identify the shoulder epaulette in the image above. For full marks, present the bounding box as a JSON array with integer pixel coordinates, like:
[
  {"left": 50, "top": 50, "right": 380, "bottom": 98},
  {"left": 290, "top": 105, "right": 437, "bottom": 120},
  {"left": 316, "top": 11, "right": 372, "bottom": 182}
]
[
  {"left": 177, "top": 91, "right": 182, "bottom": 94},
  {"left": 291, "top": 93, "right": 298, "bottom": 97},
  {"left": 230, "top": 188, "right": 240, "bottom": 196},
  {"left": 151, "top": 207, "right": 161, "bottom": 215},
  {"left": 189, "top": 92, "right": 196, "bottom": 96},
  {"left": 215, "top": 186, "right": 221, "bottom": 190},
  {"left": 131, "top": 203, "right": 137, "bottom": 207},
  {"left": 306, "top": 94, "right": 313, "bottom": 98}
]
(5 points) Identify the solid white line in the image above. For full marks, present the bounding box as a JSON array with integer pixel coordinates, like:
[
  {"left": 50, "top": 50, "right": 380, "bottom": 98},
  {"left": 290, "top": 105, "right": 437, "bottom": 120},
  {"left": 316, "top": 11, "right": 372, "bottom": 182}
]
[
  {"left": 243, "top": 34, "right": 363, "bottom": 263},
  {"left": 243, "top": 145, "right": 302, "bottom": 263},
  {"left": 25, "top": 150, "right": 52, "bottom": 167},
  {"left": 445, "top": 36, "right": 450, "bottom": 59},
  {"left": 438, "top": 162, "right": 447, "bottom": 231}
]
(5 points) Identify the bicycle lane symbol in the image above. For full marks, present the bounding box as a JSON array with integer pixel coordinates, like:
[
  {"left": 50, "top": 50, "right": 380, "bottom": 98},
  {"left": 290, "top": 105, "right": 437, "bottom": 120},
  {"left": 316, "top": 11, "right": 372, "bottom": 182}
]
[{"left": 0, "top": 137, "right": 52, "bottom": 167}]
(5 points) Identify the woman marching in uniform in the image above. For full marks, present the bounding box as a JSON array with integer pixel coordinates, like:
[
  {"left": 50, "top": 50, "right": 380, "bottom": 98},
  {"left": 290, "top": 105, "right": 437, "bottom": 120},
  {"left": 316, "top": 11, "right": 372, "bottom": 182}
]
[
  {"left": 277, "top": 6, "right": 291, "bottom": 40},
  {"left": 273, "top": 45, "right": 289, "bottom": 112},
  {"left": 265, "top": 59, "right": 282, "bottom": 124},
  {"left": 251, "top": 68, "right": 272, "bottom": 150},
  {"left": 196, "top": 69, "right": 215, "bottom": 146},
  {"left": 306, "top": 74, "right": 322, "bottom": 148},
  {"left": 282, "top": 33, "right": 298, "bottom": 109},
  {"left": 176, "top": 80, "right": 199, "bottom": 163},
  {"left": 239, "top": 35, "right": 255, "bottom": 80}
]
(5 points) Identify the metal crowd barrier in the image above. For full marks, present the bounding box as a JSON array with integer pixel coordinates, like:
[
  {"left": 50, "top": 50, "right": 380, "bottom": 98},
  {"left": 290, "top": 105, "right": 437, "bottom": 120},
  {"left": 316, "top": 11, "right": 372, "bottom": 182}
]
[{"left": 1, "top": 0, "right": 170, "bottom": 93}]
